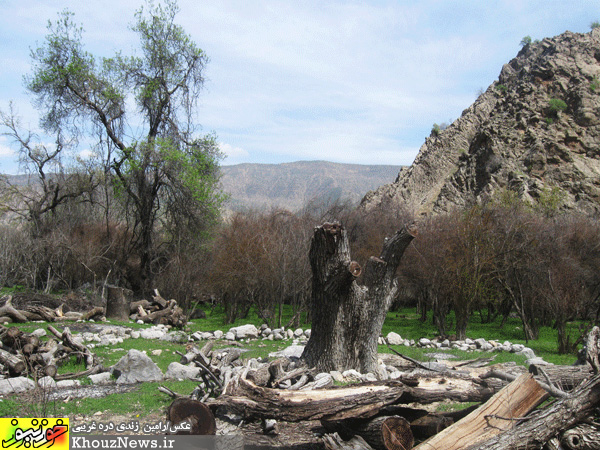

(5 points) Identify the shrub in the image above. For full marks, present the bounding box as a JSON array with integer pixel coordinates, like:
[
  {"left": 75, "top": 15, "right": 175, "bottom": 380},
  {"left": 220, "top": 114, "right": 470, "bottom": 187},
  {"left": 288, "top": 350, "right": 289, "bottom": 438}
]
[{"left": 548, "top": 98, "right": 567, "bottom": 116}]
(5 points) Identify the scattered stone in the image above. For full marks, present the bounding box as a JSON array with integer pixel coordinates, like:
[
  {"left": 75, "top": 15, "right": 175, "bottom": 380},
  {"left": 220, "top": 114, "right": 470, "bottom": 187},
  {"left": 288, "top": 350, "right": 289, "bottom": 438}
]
[
  {"left": 312, "top": 373, "right": 334, "bottom": 389},
  {"left": 214, "top": 330, "right": 224, "bottom": 339},
  {"left": 329, "top": 370, "right": 344, "bottom": 383},
  {"left": 286, "top": 329, "right": 295, "bottom": 340},
  {"left": 111, "top": 349, "right": 163, "bottom": 384},
  {"left": 140, "top": 328, "right": 166, "bottom": 340},
  {"left": 269, "top": 345, "right": 305, "bottom": 359},
  {"left": 57, "top": 380, "right": 81, "bottom": 388},
  {"left": 130, "top": 331, "right": 141, "bottom": 339},
  {"left": 342, "top": 369, "right": 362, "bottom": 382},
  {"left": 225, "top": 332, "right": 236, "bottom": 341},
  {"left": 151, "top": 349, "right": 162, "bottom": 356},
  {"left": 89, "top": 372, "right": 113, "bottom": 385},
  {"left": 31, "top": 328, "right": 47, "bottom": 338},
  {"left": 294, "top": 328, "right": 304, "bottom": 338},
  {"left": 418, "top": 338, "right": 432, "bottom": 347},
  {"left": 386, "top": 332, "right": 403, "bottom": 345},
  {"left": 38, "top": 376, "right": 57, "bottom": 389},
  {"left": 165, "top": 362, "right": 201, "bottom": 380},
  {"left": 229, "top": 324, "right": 259, "bottom": 339},
  {"left": 0, "top": 377, "right": 35, "bottom": 395},
  {"left": 304, "top": 329, "right": 311, "bottom": 338}
]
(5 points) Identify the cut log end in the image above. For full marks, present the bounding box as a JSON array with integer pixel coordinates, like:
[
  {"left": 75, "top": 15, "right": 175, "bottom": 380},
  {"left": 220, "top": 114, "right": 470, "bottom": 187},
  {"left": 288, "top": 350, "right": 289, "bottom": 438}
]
[
  {"left": 166, "top": 398, "right": 216, "bottom": 435},
  {"left": 381, "top": 416, "right": 414, "bottom": 450}
]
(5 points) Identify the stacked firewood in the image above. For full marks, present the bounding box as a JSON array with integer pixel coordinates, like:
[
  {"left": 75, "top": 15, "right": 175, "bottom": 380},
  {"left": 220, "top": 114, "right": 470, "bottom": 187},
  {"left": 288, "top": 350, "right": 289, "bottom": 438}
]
[
  {"left": 0, "top": 324, "right": 102, "bottom": 380},
  {"left": 129, "top": 290, "right": 186, "bottom": 328},
  {"left": 0, "top": 296, "right": 104, "bottom": 323}
]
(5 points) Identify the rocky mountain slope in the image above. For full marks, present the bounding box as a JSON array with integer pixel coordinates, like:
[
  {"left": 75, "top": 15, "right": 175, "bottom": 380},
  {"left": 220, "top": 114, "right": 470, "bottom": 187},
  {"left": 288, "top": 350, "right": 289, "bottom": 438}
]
[
  {"left": 220, "top": 160, "right": 402, "bottom": 211},
  {"left": 362, "top": 28, "right": 600, "bottom": 216}
]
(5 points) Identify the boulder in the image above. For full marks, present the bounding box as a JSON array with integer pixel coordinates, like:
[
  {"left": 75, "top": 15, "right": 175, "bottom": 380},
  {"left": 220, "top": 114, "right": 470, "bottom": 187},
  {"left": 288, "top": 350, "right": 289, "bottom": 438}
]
[
  {"left": 89, "top": 372, "right": 113, "bottom": 385},
  {"left": 0, "top": 377, "right": 35, "bottom": 395},
  {"left": 165, "top": 362, "right": 201, "bottom": 380},
  {"left": 229, "top": 324, "right": 259, "bottom": 339},
  {"left": 111, "top": 349, "right": 163, "bottom": 384},
  {"left": 269, "top": 345, "right": 305, "bottom": 359},
  {"left": 386, "top": 332, "right": 403, "bottom": 345}
]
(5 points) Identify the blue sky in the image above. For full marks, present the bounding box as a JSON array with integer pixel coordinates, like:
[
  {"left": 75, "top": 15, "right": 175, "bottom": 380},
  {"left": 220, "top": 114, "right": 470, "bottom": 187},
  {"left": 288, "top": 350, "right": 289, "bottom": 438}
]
[{"left": 0, "top": 1, "right": 598, "bottom": 172}]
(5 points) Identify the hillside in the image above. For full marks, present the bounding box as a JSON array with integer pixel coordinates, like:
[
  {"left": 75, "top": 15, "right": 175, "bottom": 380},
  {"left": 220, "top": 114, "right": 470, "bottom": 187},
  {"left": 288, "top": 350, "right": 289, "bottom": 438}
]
[
  {"left": 361, "top": 28, "right": 600, "bottom": 216},
  {"left": 220, "top": 160, "right": 402, "bottom": 212}
]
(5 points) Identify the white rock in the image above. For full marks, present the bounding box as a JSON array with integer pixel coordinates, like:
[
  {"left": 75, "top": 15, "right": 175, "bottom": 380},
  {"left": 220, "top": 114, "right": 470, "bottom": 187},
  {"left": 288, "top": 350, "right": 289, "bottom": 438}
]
[
  {"left": 137, "top": 320, "right": 144, "bottom": 324},
  {"left": 378, "top": 337, "right": 385, "bottom": 345},
  {"left": 140, "top": 328, "right": 166, "bottom": 340},
  {"left": 273, "top": 332, "right": 284, "bottom": 340},
  {"left": 312, "top": 373, "right": 334, "bottom": 389},
  {"left": 330, "top": 371, "right": 344, "bottom": 382},
  {"left": 165, "top": 362, "right": 201, "bottom": 380},
  {"left": 387, "top": 332, "right": 403, "bottom": 345},
  {"left": 38, "top": 376, "right": 56, "bottom": 389},
  {"left": 363, "top": 373, "right": 378, "bottom": 382},
  {"left": 214, "top": 330, "right": 224, "bottom": 339},
  {"left": 225, "top": 332, "right": 236, "bottom": 341},
  {"left": 465, "top": 338, "right": 475, "bottom": 345},
  {"left": 304, "top": 329, "right": 311, "bottom": 338},
  {"left": 111, "top": 349, "right": 163, "bottom": 384},
  {"left": 294, "top": 328, "right": 304, "bottom": 338},
  {"left": 151, "top": 349, "right": 162, "bottom": 356},
  {"left": 229, "top": 324, "right": 259, "bottom": 339},
  {"left": 130, "top": 331, "right": 141, "bottom": 339},
  {"left": 269, "top": 345, "right": 305, "bottom": 359},
  {"left": 0, "top": 377, "right": 35, "bottom": 395},
  {"left": 511, "top": 344, "right": 525, "bottom": 353},
  {"left": 56, "top": 379, "right": 81, "bottom": 388},
  {"left": 89, "top": 372, "right": 113, "bottom": 385},
  {"left": 286, "top": 329, "right": 294, "bottom": 339},
  {"left": 31, "top": 328, "right": 47, "bottom": 338},
  {"left": 389, "top": 371, "right": 402, "bottom": 380},
  {"left": 261, "top": 328, "right": 272, "bottom": 336},
  {"left": 441, "top": 339, "right": 450, "bottom": 347},
  {"left": 517, "top": 347, "right": 536, "bottom": 359},
  {"left": 418, "top": 338, "right": 431, "bottom": 347},
  {"left": 342, "top": 369, "right": 362, "bottom": 381}
]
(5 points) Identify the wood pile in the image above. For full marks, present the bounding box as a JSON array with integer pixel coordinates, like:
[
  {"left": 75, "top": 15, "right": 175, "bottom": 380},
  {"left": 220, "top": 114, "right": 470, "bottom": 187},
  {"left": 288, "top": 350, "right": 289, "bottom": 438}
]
[
  {"left": 0, "top": 296, "right": 104, "bottom": 323},
  {"left": 129, "top": 290, "right": 186, "bottom": 328},
  {"left": 206, "top": 327, "right": 600, "bottom": 450},
  {"left": 0, "top": 324, "right": 103, "bottom": 380}
]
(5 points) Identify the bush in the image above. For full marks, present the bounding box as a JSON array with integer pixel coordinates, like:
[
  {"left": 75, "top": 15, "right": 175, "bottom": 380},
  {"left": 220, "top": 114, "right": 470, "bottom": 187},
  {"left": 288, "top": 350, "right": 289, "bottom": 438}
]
[{"left": 548, "top": 98, "right": 567, "bottom": 116}]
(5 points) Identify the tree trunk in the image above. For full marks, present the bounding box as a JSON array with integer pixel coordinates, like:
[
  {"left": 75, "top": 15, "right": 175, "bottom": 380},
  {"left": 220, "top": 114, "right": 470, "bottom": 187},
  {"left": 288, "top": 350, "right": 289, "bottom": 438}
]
[
  {"left": 105, "top": 285, "right": 130, "bottom": 321},
  {"left": 302, "top": 222, "right": 416, "bottom": 374},
  {"left": 166, "top": 398, "right": 216, "bottom": 435}
]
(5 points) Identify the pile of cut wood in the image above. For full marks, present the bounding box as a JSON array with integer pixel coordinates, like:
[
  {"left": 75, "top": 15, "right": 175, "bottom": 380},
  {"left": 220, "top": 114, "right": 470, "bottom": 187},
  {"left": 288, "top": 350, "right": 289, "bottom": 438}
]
[
  {"left": 0, "top": 296, "right": 104, "bottom": 323},
  {"left": 129, "top": 290, "right": 186, "bottom": 328},
  {"left": 0, "top": 324, "right": 102, "bottom": 380},
  {"left": 184, "top": 327, "right": 600, "bottom": 450}
]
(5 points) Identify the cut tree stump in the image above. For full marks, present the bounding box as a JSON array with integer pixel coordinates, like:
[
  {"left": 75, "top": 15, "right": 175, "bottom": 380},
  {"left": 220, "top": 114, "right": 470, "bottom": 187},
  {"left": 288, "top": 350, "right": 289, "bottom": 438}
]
[
  {"left": 413, "top": 373, "right": 548, "bottom": 450},
  {"left": 166, "top": 397, "right": 216, "bottom": 435},
  {"left": 324, "top": 433, "right": 375, "bottom": 450},
  {"left": 105, "top": 285, "right": 130, "bottom": 321},
  {"left": 302, "top": 222, "right": 416, "bottom": 374}
]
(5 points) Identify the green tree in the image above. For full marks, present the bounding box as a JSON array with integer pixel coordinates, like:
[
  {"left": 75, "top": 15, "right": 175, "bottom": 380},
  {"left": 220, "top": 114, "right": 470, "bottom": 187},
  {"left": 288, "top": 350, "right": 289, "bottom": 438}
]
[
  {"left": 520, "top": 36, "right": 532, "bottom": 47},
  {"left": 22, "top": 0, "right": 224, "bottom": 293}
]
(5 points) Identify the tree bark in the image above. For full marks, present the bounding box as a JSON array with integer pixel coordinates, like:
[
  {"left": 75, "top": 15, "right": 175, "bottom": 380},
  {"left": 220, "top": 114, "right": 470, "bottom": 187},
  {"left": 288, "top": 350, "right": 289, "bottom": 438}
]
[
  {"left": 302, "top": 222, "right": 415, "bottom": 374},
  {"left": 413, "top": 373, "right": 548, "bottom": 450},
  {"left": 217, "top": 376, "right": 407, "bottom": 422},
  {"left": 105, "top": 285, "right": 130, "bottom": 321},
  {"left": 324, "top": 416, "right": 414, "bottom": 450},
  {"left": 469, "top": 374, "right": 600, "bottom": 450}
]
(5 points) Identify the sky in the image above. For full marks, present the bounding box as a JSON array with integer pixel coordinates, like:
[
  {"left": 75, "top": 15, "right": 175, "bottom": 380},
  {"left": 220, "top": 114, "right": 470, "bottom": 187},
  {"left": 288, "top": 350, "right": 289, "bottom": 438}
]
[{"left": 0, "top": 1, "right": 598, "bottom": 173}]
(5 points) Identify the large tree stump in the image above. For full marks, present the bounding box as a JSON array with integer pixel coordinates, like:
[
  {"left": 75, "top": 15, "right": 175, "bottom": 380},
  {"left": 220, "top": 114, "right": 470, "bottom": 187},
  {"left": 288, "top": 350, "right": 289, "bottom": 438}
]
[
  {"left": 302, "top": 222, "right": 416, "bottom": 374},
  {"left": 105, "top": 285, "right": 131, "bottom": 321}
]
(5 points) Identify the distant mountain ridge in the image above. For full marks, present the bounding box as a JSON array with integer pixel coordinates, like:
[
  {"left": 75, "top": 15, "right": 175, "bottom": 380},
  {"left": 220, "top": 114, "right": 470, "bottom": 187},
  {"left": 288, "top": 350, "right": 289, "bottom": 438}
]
[
  {"left": 361, "top": 28, "right": 600, "bottom": 216},
  {"left": 220, "top": 160, "right": 403, "bottom": 212}
]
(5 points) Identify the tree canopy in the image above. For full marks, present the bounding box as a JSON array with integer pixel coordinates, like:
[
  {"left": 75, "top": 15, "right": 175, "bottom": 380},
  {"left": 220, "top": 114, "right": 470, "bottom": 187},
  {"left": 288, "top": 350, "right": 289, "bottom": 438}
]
[{"left": 2, "top": 0, "right": 225, "bottom": 293}]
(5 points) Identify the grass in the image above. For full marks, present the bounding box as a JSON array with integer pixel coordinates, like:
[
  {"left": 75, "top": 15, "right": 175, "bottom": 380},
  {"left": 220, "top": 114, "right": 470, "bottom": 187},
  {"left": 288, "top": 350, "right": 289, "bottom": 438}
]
[{"left": 0, "top": 303, "right": 585, "bottom": 418}]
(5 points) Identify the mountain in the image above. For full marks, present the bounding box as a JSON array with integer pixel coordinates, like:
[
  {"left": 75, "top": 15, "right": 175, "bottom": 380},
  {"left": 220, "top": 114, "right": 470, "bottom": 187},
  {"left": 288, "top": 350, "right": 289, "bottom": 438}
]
[
  {"left": 220, "top": 161, "right": 403, "bottom": 212},
  {"left": 361, "top": 28, "right": 600, "bottom": 216}
]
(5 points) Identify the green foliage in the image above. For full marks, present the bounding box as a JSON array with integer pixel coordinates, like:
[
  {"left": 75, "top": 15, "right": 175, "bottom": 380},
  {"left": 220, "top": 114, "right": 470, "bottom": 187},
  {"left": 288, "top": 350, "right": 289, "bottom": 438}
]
[
  {"left": 591, "top": 21, "right": 600, "bottom": 30},
  {"left": 590, "top": 76, "right": 600, "bottom": 92},
  {"left": 535, "top": 186, "right": 566, "bottom": 216},
  {"left": 548, "top": 98, "right": 567, "bottom": 116},
  {"left": 520, "top": 36, "right": 532, "bottom": 47},
  {"left": 495, "top": 84, "right": 507, "bottom": 94}
]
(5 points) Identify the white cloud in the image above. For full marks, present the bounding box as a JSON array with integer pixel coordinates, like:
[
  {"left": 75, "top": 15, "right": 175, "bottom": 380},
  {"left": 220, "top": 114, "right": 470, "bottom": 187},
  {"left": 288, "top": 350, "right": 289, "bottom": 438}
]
[{"left": 219, "top": 142, "right": 249, "bottom": 165}]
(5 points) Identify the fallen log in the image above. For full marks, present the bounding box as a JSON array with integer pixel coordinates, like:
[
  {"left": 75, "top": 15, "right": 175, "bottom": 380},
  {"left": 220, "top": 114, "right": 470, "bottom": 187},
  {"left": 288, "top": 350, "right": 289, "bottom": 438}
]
[
  {"left": 216, "top": 376, "right": 407, "bottom": 422},
  {"left": 413, "top": 373, "right": 548, "bottom": 450},
  {"left": 0, "top": 348, "right": 26, "bottom": 376},
  {"left": 470, "top": 374, "right": 600, "bottom": 450},
  {"left": 48, "top": 325, "right": 96, "bottom": 369},
  {"left": 325, "top": 416, "right": 414, "bottom": 450},
  {"left": 528, "top": 364, "right": 593, "bottom": 392},
  {"left": 166, "top": 397, "right": 216, "bottom": 435},
  {"left": 324, "top": 433, "right": 375, "bottom": 450},
  {"left": 561, "top": 422, "right": 600, "bottom": 449},
  {"left": 409, "top": 415, "right": 453, "bottom": 441},
  {"left": 0, "top": 297, "right": 28, "bottom": 323}
]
